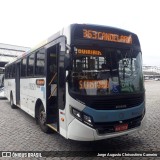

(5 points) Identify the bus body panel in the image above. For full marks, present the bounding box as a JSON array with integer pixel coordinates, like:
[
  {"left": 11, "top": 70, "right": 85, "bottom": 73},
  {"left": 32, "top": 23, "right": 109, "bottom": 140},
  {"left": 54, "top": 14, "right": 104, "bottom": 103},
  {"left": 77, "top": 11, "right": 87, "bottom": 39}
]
[
  {"left": 59, "top": 109, "right": 67, "bottom": 138},
  {"left": 4, "top": 79, "right": 16, "bottom": 103},
  {"left": 82, "top": 103, "right": 145, "bottom": 122},
  {"left": 5, "top": 77, "right": 46, "bottom": 118},
  {"left": 20, "top": 78, "right": 46, "bottom": 117},
  {"left": 68, "top": 119, "right": 95, "bottom": 141},
  {"left": 66, "top": 93, "right": 145, "bottom": 141},
  {"left": 67, "top": 114, "right": 146, "bottom": 141},
  {"left": 58, "top": 82, "right": 86, "bottom": 138}
]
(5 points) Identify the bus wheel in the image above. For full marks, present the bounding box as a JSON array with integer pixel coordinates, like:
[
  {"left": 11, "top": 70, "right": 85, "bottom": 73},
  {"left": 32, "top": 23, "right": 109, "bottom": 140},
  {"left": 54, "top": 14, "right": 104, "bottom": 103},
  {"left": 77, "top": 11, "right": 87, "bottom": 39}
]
[
  {"left": 10, "top": 93, "right": 17, "bottom": 109},
  {"left": 38, "top": 104, "right": 52, "bottom": 133}
]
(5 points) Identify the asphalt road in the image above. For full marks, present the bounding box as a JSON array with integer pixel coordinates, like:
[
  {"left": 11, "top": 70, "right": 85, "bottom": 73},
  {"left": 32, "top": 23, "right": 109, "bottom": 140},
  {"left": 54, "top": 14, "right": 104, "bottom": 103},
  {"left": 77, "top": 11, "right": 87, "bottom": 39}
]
[{"left": 0, "top": 81, "right": 160, "bottom": 159}]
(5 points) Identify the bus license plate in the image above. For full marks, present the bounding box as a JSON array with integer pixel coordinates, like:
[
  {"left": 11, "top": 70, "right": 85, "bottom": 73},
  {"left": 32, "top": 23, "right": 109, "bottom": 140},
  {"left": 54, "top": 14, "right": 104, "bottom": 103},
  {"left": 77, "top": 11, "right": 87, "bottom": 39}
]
[{"left": 115, "top": 124, "right": 128, "bottom": 132}]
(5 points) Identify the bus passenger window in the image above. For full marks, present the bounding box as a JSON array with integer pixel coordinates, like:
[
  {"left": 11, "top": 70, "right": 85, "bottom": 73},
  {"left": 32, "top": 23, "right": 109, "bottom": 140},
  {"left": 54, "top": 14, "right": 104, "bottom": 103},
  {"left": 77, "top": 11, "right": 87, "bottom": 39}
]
[
  {"left": 35, "top": 51, "right": 45, "bottom": 76},
  {"left": 21, "top": 58, "right": 27, "bottom": 77},
  {"left": 27, "top": 54, "right": 35, "bottom": 77}
]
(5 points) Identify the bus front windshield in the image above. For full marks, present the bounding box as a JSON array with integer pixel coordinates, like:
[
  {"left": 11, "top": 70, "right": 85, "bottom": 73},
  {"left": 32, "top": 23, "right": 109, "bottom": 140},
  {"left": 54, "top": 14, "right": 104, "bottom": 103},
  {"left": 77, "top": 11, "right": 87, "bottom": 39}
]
[{"left": 68, "top": 47, "right": 144, "bottom": 96}]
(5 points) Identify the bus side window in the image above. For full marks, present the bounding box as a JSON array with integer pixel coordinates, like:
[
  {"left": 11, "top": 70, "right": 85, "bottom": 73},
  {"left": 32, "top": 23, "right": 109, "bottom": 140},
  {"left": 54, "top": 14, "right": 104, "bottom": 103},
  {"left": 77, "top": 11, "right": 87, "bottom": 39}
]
[
  {"left": 12, "top": 64, "right": 15, "bottom": 78},
  {"left": 27, "top": 54, "right": 35, "bottom": 77},
  {"left": 35, "top": 51, "right": 45, "bottom": 76},
  {"left": 21, "top": 58, "right": 27, "bottom": 77}
]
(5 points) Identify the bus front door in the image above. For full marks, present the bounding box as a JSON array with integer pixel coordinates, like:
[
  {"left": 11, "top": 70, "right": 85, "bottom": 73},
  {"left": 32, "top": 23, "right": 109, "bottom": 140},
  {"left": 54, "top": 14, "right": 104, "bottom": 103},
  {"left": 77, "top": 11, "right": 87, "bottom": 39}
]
[{"left": 46, "top": 37, "right": 66, "bottom": 132}]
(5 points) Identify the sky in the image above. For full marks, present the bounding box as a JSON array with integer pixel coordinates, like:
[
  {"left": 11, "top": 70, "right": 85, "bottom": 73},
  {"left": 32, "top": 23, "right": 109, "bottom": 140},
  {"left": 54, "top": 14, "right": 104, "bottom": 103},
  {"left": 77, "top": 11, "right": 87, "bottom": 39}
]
[{"left": 0, "top": 0, "right": 159, "bottom": 66}]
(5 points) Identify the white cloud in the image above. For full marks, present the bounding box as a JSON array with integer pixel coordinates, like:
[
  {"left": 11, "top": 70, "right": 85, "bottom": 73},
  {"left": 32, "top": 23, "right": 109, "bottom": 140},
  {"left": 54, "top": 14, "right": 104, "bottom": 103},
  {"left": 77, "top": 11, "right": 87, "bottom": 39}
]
[{"left": 0, "top": 0, "right": 159, "bottom": 65}]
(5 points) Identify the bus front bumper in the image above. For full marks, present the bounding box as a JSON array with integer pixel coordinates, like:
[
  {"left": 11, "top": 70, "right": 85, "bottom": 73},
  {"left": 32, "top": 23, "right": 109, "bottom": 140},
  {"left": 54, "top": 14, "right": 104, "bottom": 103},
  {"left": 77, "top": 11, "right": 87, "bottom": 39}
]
[{"left": 67, "top": 116, "right": 146, "bottom": 141}]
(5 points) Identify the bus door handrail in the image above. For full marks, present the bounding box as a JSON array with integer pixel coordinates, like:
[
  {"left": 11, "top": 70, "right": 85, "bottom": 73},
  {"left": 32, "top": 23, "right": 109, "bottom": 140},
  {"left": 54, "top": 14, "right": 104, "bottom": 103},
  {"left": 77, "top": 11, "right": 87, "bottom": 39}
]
[
  {"left": 48, "top": 86, "right": 57, "bottom": 100},
  {"left": 48, "top": 72, "right": 57, "bottom": 99},
  {"left": 49, "top": 72, "right": 57, "bottom": 86}
]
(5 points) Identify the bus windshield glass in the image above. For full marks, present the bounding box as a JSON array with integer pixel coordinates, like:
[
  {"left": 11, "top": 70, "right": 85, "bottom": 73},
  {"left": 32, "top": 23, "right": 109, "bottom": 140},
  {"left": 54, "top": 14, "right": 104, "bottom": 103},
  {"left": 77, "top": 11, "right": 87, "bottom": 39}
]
[{"left": 68, "top": 47, "right": 144, "bottom": 96}]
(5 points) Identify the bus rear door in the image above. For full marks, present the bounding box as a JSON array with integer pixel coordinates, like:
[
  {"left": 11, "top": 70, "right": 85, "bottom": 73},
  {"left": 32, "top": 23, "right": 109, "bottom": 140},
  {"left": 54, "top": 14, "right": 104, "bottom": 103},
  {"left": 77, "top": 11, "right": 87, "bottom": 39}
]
[{"left": 16, "top": 62, "right": 20, "bottom": 105}]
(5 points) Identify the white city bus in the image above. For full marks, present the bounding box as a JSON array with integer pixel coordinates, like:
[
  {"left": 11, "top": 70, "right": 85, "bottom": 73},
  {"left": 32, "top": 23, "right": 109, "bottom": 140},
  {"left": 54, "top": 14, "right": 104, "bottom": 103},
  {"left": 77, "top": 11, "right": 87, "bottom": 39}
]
[{"left": 4, "top": 24, "right": 145, "bottom": 141}]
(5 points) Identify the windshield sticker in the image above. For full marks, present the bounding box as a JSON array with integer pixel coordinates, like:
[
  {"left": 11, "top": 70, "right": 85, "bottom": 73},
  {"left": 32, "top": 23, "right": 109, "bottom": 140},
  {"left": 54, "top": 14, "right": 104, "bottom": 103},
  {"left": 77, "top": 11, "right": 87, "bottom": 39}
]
[{"left": 112, "top": 84, "right": 120, "bottom": 93}]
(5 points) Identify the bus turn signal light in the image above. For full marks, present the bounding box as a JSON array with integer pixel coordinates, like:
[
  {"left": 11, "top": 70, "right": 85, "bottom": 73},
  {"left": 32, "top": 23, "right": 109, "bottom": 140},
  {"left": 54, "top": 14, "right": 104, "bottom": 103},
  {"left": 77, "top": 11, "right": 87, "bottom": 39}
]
[{"left": 61, "top": 118, "right": 64, "bottom": 122}]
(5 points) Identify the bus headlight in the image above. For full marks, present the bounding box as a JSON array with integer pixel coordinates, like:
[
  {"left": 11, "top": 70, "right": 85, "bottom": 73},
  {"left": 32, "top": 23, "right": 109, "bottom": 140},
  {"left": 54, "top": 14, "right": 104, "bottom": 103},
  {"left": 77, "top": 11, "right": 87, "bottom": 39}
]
[
  {"left": 83, "top": 114, "right": 93, "bottom": 126},
  {"left": 72, "top": 108, "right": 82, "bottom": 121},
  {"left": 71, "top": 107, "right": 93, "bottom": 127}
]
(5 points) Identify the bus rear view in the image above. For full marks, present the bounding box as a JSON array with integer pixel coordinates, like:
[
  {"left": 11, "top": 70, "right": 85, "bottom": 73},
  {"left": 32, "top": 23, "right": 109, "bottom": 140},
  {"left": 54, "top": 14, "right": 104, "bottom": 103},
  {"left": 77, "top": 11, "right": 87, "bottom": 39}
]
[{"left": 66, "top": 24, "right": 145, "bottom": 140}]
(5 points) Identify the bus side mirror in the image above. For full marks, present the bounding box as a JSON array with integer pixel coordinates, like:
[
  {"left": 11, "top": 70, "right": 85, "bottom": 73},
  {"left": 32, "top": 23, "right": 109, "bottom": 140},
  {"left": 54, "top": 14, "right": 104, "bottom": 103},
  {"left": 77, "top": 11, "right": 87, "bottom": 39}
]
[{"left": 64, "top": 54, "right": 72, "bottom": 71}]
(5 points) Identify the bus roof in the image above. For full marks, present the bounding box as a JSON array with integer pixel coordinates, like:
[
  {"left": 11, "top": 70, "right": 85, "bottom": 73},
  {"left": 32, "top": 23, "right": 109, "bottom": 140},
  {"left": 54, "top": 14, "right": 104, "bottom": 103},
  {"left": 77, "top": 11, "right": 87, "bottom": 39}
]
[{"left": 5, "top": 23, "right": 140, "bottom": 67}]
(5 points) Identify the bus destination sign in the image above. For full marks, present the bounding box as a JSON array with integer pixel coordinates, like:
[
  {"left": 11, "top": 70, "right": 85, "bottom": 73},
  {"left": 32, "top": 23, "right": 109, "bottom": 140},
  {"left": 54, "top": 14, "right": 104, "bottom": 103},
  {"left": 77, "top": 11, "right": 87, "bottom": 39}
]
[
  {"left": 83, "top": 29, "right": 132, "bottom": 44},
  {"left": 77, "top": 48, "right": 102, "bottom": 56},
  {"left": 79, "top": 80, "right": 109, "bottom": 90}
]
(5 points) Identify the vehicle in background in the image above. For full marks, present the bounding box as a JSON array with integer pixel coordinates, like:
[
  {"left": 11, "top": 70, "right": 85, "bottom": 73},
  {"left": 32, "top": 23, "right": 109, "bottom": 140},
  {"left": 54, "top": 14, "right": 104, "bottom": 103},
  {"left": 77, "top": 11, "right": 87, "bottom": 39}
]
[
  {"left": 0, "top": 67, "right": 4, "bottom": 87},
  {"left": 0, "top": 67, "right": 5, "bottom": 98}
]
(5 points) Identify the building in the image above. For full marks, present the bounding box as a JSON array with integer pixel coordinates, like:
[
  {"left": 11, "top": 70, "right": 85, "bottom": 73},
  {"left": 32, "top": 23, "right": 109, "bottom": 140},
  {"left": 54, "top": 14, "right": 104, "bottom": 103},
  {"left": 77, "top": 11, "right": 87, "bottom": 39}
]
[
  {"left": 0, "top": 43, "right": 30, "bottom": 95},
  {"left": 0, "top": 43, "right": 30, "bottom": 67},
  {"left": 143, "top": 65, "right": 160, "bottom": 80}
]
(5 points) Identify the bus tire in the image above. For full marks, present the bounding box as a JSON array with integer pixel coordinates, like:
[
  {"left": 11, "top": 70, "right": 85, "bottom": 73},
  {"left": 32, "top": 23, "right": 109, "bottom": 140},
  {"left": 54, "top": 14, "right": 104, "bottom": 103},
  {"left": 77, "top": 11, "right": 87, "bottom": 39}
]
[
  {"left": 10, "top": 92, "right": 17, "bottom": 109},
  {"left": 38, "top": 104, "right": 52, "bottom": 133}
]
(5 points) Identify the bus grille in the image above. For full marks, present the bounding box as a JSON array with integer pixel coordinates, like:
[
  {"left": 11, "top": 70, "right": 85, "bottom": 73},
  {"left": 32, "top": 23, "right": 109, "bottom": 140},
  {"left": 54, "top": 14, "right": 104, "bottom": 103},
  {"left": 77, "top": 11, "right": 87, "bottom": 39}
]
[{"left": 89, "top": 95, "right": 144, "bottom": 110}]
